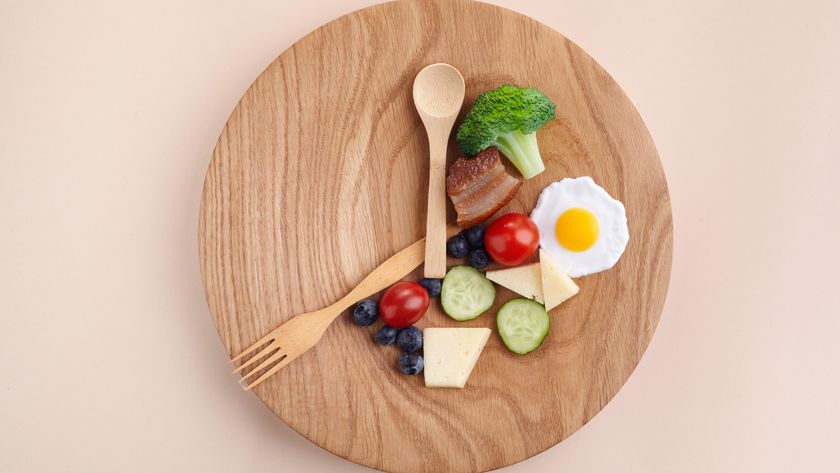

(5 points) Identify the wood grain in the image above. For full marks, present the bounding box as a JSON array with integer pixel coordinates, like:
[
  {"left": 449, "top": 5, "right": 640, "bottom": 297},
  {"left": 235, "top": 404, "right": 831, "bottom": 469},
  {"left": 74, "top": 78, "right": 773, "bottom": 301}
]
[{"left": 199, "top": 1, "right": 673, "bottom": 472}]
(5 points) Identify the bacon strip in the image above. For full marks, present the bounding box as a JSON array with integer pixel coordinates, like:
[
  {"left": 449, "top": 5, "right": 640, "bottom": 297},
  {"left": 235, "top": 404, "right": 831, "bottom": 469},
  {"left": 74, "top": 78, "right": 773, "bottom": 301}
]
[{"left": 446, "top": 147, "right": 522, "bottom": 227}]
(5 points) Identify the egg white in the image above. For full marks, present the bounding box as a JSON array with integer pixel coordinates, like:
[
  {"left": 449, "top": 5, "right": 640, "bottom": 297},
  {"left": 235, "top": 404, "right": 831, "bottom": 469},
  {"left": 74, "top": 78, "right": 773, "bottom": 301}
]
[{"left": 530, "top": 177, "right": 629, "bottom": 277}]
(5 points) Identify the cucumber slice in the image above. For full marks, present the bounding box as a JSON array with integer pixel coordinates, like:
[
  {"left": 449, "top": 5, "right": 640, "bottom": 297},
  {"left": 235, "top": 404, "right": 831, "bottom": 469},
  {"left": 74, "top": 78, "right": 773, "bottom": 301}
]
[
  {"left": 441, "top": 265, "right": 496, "bottom": 321},
  {"left": 497, "top": 298, "right": 550, "bottom": 354}
]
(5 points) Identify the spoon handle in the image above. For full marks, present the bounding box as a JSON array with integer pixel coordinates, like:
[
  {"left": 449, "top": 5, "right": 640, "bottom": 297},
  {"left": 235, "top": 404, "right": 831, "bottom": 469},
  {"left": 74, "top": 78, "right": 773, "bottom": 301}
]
[{"left": 424, "top": 131, "right": 449, "bottom": 278}]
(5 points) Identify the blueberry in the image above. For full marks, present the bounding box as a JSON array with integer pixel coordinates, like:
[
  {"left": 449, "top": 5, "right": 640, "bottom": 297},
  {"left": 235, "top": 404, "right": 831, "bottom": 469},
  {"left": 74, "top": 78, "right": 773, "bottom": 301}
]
[
  {"left": 446, "top": 235, "right": 470, "bottom": 258},
  {"left": 396, "top": 326, "right": 423, "bottom": 353},
  {"left": 468, "top": 248, "right": 490, "bottom": 270},
  {"left": 374, "top": 325, "right": 397, "bottom": 345},
  {"left": 463, "top": 226, "right": 485, "bottom": 249},
  {"left": 419, "top": 278, "right": 442, "bottom": 298},
  {"left": 399, "top": 353, "right": 424, "bottom": 375},
  {"left": 351, "top": 299, "right": 378, "bottom": 326}
]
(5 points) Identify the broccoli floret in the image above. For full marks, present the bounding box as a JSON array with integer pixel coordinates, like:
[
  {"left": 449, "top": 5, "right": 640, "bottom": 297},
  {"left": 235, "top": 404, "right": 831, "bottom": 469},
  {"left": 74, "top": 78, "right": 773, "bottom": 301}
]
[{"left": 456, "top": 84, "right": 556, "bottom": 179}]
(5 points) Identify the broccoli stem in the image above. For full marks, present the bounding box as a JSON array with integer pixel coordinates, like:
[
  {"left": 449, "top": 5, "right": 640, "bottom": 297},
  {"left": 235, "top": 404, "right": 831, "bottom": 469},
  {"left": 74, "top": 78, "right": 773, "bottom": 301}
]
[{"left": 492, "top": 130, "right": 545, "bottom": 179}]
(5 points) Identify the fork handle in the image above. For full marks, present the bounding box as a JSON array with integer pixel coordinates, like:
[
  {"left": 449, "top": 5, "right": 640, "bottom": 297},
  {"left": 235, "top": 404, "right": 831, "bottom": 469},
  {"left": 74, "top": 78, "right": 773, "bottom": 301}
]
[{"left": 326, "top": 226, "right": 461, "bottom": 323}]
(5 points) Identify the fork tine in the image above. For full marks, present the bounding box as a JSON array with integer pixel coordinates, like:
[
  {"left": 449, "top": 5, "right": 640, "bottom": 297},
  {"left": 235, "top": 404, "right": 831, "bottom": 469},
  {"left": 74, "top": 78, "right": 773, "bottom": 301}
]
[
  {"left": 232, "top": 343, "right": 279, "bottom": 374},
  {"left": 231, "top": 332, "right": 276, "bottom": 363},
  {"left": 244, "top": 353, "right": 297, "bottom": 391},
  {"left": 240, "top": 349, "right": 287, "bottom": 380}
]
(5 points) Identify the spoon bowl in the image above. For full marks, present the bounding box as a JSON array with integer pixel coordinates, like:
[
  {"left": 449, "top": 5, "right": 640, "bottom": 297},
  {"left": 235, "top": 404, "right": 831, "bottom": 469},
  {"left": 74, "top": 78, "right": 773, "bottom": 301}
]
[{"left": 413, "top": 64, "right": 466, "bottom": 120}]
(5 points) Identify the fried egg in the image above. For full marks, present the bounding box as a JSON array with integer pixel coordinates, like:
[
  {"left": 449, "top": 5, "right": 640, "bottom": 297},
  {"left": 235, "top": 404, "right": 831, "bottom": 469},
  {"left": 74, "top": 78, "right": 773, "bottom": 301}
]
[{"left": 530, "top": 177, "right": 629, "bottom": 277}]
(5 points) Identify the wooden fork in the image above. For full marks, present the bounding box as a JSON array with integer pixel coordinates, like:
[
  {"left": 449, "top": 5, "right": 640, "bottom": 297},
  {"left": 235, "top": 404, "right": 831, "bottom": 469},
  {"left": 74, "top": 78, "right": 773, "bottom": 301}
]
[{"left": 233, "top": 226, "right": 461, "bottom": 390}]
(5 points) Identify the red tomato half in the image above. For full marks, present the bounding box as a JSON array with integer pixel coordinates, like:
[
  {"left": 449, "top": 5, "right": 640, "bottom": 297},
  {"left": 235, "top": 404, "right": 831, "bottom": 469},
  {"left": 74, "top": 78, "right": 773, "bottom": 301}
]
[
  {"left": 379, "top": 281, "right": 430, "bottom": 328},
  {"left": 484, "top": 213, "right": 540, "bottom": 266}
]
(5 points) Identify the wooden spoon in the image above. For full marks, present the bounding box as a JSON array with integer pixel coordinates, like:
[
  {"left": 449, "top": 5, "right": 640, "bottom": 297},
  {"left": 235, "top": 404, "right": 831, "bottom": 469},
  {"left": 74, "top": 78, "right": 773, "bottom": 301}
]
[{"left": 413, "top": 63, "right": 465, "bottom": 278}]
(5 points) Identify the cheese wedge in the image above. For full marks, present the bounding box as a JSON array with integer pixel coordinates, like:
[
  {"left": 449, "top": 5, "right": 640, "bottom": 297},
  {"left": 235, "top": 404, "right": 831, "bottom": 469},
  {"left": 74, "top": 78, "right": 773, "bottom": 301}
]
[
  {"left": 539, "top": 250, "right": 579, "bottom": 311},
  {"left": 485, "top": 263, "right": 543, "bottom": 303},
  {"left": 484, "top": 252, "right": 579, "bottom": 311},
  {"left": 423, "top": 328, "right": 491, "bottom": 388}
]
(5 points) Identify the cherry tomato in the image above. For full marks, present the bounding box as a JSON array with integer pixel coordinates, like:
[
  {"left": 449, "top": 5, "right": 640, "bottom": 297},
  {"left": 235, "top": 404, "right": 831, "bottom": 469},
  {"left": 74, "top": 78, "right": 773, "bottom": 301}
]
[
  {"left": 379, "top": 281, "right": 430, "bottom": 328},
  {"left": 484, "top": 213, "right": 540, "bottom": 266}
]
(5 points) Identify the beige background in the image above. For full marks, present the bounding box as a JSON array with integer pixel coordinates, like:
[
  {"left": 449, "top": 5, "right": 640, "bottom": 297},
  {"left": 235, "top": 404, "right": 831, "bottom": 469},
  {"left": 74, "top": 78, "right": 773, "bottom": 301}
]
[{"left": 1, "top": 0, "right": 838, "bottom": 471}]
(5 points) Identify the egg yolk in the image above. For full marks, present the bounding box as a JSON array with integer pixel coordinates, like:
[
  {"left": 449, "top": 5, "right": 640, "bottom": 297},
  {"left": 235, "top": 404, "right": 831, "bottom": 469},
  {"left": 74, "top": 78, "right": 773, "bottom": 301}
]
[{"left": 555, "top": 208, "right": 599, "bottom": 252}]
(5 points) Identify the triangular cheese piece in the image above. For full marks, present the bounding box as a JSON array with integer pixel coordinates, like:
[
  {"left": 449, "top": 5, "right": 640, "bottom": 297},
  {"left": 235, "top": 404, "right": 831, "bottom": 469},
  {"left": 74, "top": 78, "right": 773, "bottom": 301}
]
[
  {"left": 539, "top": 250, "right": 579, "bottom": 311},
  {"left": 485, "top": 263, "right": 544, "bottom": 303},
  {"left": 423, "top": 328, "right": 491, "bottom": 388}
]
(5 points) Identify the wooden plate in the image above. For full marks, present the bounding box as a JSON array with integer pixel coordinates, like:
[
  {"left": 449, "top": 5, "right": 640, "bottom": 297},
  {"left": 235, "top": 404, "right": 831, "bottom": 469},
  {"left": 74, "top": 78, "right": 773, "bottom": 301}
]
[{"left": 199, "top": 1, "right": 672, "bottom": 471}]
